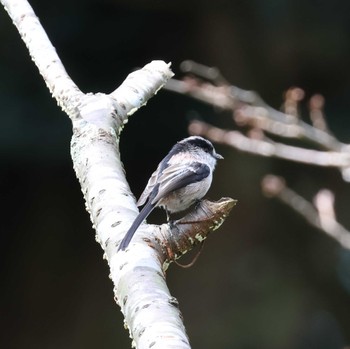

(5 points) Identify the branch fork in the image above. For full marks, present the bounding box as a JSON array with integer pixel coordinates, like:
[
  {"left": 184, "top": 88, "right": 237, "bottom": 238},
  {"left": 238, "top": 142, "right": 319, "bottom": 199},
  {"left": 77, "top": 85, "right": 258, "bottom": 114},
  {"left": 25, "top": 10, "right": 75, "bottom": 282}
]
[{"left": 2, "top": 2, "right": 234, "bottom": 347}]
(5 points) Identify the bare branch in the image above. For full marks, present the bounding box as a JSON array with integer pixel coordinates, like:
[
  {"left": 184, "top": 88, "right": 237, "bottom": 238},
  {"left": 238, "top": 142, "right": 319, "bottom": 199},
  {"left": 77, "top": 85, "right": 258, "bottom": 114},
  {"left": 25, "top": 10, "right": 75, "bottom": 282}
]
[
  {"left": 309, "top": 94, "right": 329, "bottom": 132},
  {"left": 188, "top": 120, "right": 350, "bottom": 168},
  {"left": 164, "top": 70, "right": 344, "bottom": 151},
  {"left": 2, "top": 0, "right": 82, "bottom": 116},
  {"left": 262, "top": 175, "right": 350, "bottom": 250},
  {"left": 165, "top": 61, "right": 350, "bottom": 187},
  {"left": 180, "top": 60, "right": 228, "bottom": 85},
  {"left": 166, "top": 62, "right": 350, "bottom": 250},
  {"left": 2, "top": 3, "right": 234, "bottom": 348}
]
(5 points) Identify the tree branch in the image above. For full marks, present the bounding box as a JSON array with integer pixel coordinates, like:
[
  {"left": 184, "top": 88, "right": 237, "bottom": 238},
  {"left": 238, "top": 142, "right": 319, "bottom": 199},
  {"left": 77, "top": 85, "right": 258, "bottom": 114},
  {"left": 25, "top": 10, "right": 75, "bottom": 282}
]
[
  {"left": 160, "top": 198, "right": 237, "bottom": 268},
  {"left": 262, "top": 175, "right": 350, "bottom": 250},
  {"left": 188, "top": 120, "right": 350, "bottom": 168},
  {"left": 2, "top": 0, "right": 82, "bottom": 115},
  {"left": 2, "top": 2, "right": 234, "bottom": 348},
  {"left": 164, "top": 64, "right": 344, "bottom": 152},
  {"left": 164, "top": 61, "right": 350, "bottom": 251}
]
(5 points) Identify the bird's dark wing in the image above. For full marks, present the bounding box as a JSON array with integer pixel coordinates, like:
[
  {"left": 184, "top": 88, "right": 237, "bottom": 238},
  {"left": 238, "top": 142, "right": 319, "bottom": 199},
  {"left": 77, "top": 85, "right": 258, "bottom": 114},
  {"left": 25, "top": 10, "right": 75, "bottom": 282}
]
[
  {"left": 151, "top": 162, "right": 210, "bottom": 204},
  {"left": 137, "top": 143, "right": 185, "bottom": 207},
  {"left": 119, "top": 162, "right": 210, "bottom": 251}
]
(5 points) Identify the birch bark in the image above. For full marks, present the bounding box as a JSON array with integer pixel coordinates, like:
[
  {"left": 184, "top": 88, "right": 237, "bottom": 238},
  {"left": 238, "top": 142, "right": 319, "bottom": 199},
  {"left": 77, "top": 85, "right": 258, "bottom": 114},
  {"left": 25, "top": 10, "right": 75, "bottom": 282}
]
[{"left": 1, "top": 1, "right": 234, "bottom": 347}]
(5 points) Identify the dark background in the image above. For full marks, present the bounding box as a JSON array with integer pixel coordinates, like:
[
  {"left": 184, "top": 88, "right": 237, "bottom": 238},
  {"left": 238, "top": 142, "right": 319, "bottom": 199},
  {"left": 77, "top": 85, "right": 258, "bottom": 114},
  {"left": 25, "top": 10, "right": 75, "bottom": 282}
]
[{"left": 1, "top": 1, "right": 350, "bottom": 348}]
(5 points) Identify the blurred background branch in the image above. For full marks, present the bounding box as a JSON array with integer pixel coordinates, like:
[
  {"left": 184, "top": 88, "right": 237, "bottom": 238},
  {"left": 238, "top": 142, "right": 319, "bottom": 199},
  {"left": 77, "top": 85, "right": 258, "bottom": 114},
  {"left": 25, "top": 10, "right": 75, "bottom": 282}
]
[
  {"left": 262, "top": 175, "right": 350, "bottom": 250},
  {"left": 164, "top": 61, "right": 350, "bottom": 250}
]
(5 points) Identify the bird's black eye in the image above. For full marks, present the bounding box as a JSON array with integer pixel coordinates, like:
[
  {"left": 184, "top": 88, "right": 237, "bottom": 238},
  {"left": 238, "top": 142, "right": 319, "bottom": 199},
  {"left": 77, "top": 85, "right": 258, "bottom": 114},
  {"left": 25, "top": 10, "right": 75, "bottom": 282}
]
[{"left": 204, "top": 145, "right": 213, "bottom": 154}]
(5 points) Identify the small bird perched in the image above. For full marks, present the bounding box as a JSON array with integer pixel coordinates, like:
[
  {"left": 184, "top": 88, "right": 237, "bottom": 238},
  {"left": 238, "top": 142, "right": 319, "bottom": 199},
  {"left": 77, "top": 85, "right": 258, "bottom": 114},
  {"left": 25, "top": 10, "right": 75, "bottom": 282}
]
[{"left": 118, "top": 136, "right": 223, "bottom": 251}]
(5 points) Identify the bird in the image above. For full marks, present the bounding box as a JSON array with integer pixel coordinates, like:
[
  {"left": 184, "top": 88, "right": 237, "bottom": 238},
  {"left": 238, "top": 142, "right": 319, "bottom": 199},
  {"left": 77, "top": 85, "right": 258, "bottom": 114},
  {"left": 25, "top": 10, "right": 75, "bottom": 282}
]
[{"left": 118, "top": 136, "right": 223, "bottom": 251}]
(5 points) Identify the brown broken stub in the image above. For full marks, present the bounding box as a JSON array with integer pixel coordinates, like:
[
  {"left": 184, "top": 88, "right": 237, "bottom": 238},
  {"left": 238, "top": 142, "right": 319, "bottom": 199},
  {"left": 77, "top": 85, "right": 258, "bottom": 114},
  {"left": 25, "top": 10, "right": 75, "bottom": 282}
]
[{"left": 160, "top": 197, "right": 237, "bottom": 264}]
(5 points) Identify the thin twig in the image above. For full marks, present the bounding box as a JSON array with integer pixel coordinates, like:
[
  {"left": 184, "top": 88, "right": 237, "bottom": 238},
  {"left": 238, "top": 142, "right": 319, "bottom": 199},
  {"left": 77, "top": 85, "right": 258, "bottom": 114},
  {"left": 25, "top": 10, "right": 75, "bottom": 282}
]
[
  {"left": 188, "top": 120, "right": 350, "bottom": 168},
  {"left": 164, "top": 74, "right": 344, "bottom": 151},
  {"left": 262, "top": 175, "right": 350, "bottom": 249}
]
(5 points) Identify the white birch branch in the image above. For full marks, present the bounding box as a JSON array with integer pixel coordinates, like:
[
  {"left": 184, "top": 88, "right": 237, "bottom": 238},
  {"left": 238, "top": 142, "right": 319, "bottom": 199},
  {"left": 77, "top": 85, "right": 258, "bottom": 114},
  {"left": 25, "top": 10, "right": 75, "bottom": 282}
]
[
  {"left": 2, "top": 0, "right": 83, "bottom": 116},
  {"left": 2, "top": 1, "right": 234, "bottom": 348}
]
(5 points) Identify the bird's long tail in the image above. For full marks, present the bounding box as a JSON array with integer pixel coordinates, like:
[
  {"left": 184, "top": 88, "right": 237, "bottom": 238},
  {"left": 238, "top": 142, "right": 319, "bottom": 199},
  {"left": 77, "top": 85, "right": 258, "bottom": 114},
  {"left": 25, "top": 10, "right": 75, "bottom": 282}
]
[{"left": 118, "top": 200, "right": 155, "bottom": 251}]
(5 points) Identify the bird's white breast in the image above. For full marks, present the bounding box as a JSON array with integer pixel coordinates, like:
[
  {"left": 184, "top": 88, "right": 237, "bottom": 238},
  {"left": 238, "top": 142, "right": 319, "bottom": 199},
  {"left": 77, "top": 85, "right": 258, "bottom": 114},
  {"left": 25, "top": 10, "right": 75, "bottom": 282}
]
[{"left": 158, "top": 172, "right": 213, "bottom": 213}]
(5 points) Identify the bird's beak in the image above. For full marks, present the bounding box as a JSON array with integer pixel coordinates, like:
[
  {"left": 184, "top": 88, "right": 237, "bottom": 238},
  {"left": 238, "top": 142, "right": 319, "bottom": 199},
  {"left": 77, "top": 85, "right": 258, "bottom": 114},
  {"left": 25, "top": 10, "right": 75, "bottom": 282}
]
[{"left": 214, "top": 152, "right": 224, "bottom": 160}]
